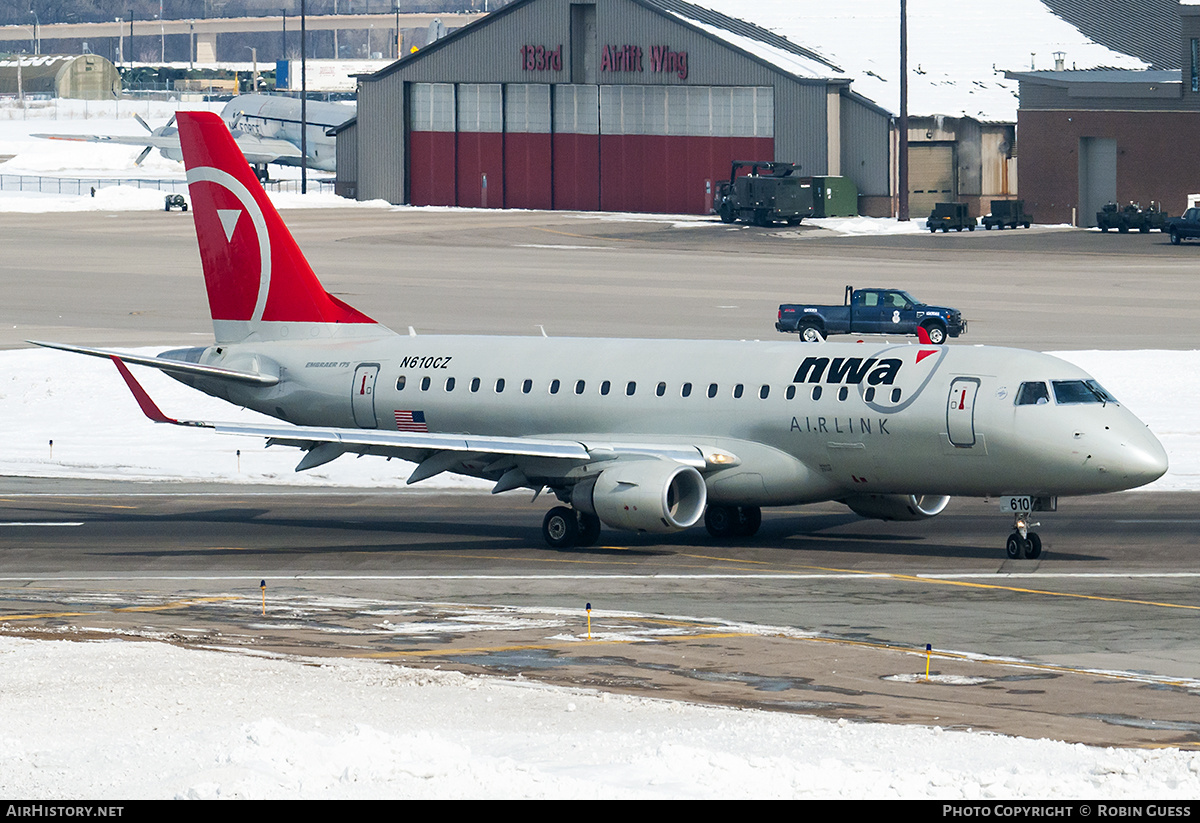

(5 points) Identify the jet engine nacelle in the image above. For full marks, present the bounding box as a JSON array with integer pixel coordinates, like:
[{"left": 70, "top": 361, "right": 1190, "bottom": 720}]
[
  {"left": 842, "top": 493, "right": 951, "bottom": 521},
  {"left": 573, "top": 459, "right": 707, "bottom": 533}
]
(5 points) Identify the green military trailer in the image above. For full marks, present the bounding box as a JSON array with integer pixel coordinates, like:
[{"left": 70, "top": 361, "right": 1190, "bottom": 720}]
[
  {"left": 713, "top": 161, "right": 814, "bottom": 227},
  {"left": 804, "top": 175, "right": 858, "bottom": 218}
]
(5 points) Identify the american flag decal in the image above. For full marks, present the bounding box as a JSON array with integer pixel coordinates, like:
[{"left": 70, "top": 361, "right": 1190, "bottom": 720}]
[{"left": 394, "top": 410, "right": 428, "bottom": 432}]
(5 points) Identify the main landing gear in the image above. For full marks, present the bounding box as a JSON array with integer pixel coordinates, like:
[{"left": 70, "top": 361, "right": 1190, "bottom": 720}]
[
  {"left": 704, "top": 504, "right": 762, "bottom": 539},
  {"left": 542, "top": 506, "right": 602, "bottom": 549},
  {"left": 1005, "top": 514, "right": 1042, "bottom": 559}
]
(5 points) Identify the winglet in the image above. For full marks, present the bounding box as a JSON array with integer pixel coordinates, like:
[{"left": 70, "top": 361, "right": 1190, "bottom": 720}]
[
  {"left": 916, "top": 325, "right": 933, "bottom": 345},
  {"left": 110, "top": 356, "right": 181, "bottom": 425}
]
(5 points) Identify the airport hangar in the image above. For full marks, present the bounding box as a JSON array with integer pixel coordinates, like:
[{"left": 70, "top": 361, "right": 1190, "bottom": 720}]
[{"left": 333, "top": 0, "right": 893, "bottom": 217}]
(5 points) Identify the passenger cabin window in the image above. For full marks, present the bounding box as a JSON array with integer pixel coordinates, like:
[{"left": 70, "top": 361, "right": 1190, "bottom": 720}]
[
  {"left": 445, "top": 377, "right": 455, "bottom": 392},
  {"left": 759, "top": 385, "right": 769, "bottom": 399},
  {"left": 786, "top": 385, "right": 796, "bottom": 400},
  {"left": 600, "top": 380, "right": 611, "bottom": 396},
  {"left": 733, "top": 384, "right": 744, "bottom": 398},
  {"left": 575, "top": 380, "right": 585, "bottom": 395},
  {"left": 421, "top": 376, "right": 431, "bottom": 391},
  {"left": 549, "top": 379, "right": 561, "bottom": 395},
  {"left": 891, "top": 389, "right": 902, "bottom": 402},
  {"left": 707, "top": 383, "right": 718, "bottom": 398},
  {"left": 1015, "top": 381, "right": 1050, "bottom": 405},
  {"left": 811, "top": 386, "right": 822, "bottom": 400},
  {"left": 656, "top": 382, "right": 666, "bottom": 397},
  {"left": 396, "top": 375, "right": 406, "bottom": 391},
  {"left": 837, "top": 386, "right": 848, "bottom": 401},
  {"left": 865, "top": 387, "right": 876, "bottom": 402},
  {"left": 470, "top": 377, "right": 481, "bottom": 392},
  {"left": 1052, "top": 380, "right": 1116, "bottom": 405},
  {"left": 522, "top": 379, "right": 533, "bottom": 394},
  {"left": 626, "top": 381, "right": 637, "bottom": 396},
  {"left": 495, "top": 378, "right": 505, "bottom": 393},
  {"left": 681, "top": 382, "right": 692, "bottom": 398}
]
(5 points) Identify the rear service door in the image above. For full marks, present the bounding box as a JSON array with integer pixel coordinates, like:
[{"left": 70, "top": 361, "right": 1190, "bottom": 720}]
[{"left": 352, "top": 364, "right": 380, "bottom": 428}]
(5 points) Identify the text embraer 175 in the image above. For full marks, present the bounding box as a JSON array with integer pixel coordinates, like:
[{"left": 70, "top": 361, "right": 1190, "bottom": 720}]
[{"left": 34, "top": 111, "right": 1168, "bottom": 558}]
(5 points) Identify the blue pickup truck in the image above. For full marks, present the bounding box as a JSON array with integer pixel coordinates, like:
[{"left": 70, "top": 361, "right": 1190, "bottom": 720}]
[{"left": 776, "top": 286, "right": 967, "bottom": 344}]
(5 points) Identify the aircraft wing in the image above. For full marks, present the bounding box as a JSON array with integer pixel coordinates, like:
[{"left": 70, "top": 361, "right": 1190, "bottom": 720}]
[
  {"left": 230, "top": 133, "right": 304, "bottom": 166},
  {"left": 31, "top": 133, "right": 182, "bottom": 150},
  {"left": 32, "top": 132, "right": 304, "bottom": 167},
  {"left": 101, "top": 355, "right": 730, "bottom": 489}
]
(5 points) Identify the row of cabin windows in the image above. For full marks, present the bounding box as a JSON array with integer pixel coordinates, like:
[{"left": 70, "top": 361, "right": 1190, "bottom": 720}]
[{"left": 395, "top": 375, "right": 904, "bottom": 403}]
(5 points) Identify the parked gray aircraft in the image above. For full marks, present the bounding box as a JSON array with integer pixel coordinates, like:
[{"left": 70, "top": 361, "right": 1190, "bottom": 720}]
[
  {"left": 33, "top": 112, "right": 1169, "bottom": 557},
  {"left": 34, "top": 94, "right": 352, "bottom": 176}
]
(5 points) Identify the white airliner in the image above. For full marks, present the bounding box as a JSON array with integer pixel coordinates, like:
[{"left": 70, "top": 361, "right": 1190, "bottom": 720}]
[
  {"left": 34, "top": 111, "right": 1168, "bottom": 558},
  {"left": 34, "top": 94, "right": 352, "bottom": 176}
]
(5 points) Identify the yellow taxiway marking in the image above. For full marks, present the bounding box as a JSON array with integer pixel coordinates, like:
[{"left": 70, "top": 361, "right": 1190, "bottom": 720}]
[
  {"left": 0, "top": 498, "right": 137, "bottom": 509},
  {"left": 116, "top": 596, "right": 238, "bottom": 613},
  {"left": 531, "top": 226, "right": 641, "bottom": 244},
  {"left": 791, "top": 563, "right": 1200, "bottom": 612},
  {"left": 3, "top": 596, "right": 237, "bottom": 621}
]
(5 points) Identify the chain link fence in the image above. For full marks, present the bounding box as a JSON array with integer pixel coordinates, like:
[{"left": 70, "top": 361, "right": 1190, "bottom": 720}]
[{"left": 0, "top": 174, "right": 333, "bottom": 195}]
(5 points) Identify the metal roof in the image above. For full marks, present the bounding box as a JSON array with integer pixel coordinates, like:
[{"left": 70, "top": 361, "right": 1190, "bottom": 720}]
[{"left": 1041, "top": 0, "right": 1181, "bottom": 70}]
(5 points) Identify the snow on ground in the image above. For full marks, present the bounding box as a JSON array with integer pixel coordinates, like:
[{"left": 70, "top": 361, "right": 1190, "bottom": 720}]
[
  {"left": 3, "top": 634, "right": 1200, "bottom": 799},
  {"left": 4, "top": 104, "right": 1200, "bottom": 799}
]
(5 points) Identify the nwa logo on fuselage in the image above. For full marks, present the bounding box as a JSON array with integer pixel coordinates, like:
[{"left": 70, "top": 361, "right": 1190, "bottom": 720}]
[
  {"left": 791, "top": 347, "right": 949, "bottom": 414},
  {"left": 793, "top": 356, "right": 902, "bottom": 386}
]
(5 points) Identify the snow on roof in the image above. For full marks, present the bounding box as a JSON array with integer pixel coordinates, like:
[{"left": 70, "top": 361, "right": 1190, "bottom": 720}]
[{"left": 658, "top": 0, "right": 1152, "bottom": 121}]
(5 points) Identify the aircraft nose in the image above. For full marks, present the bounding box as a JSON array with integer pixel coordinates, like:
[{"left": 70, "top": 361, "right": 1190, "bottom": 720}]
[{"left": 1093, "top": 423, "right": 1168, "bottom": 489}]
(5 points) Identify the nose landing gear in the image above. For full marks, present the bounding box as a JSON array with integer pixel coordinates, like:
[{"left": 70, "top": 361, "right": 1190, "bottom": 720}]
[{"left": 1005, "top": 515, "right": 1042, "bottom": 559}]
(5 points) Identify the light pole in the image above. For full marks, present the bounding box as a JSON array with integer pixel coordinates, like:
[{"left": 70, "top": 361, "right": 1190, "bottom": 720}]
[
  {"left": 301, "top": 0, "right": 307, "bottom": 194},
  {"left": 245, "top": 46, "right": 258, "bottom": 93},
  {"left": 30, "top": 8, "right": 39, "bottom": 55}
]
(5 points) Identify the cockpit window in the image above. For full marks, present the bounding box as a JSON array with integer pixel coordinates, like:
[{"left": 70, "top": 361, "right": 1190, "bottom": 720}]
[
  {"left": 1052, "top": 379, "right": 1118, "bottom": 405},
  {"left": 1015, "top": 381, "right": 1050, "bottom": 405}
]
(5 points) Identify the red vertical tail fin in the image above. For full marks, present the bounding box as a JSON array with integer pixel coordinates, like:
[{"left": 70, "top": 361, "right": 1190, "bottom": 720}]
[{"left": 175, "top": 111, "right": 380, "bottom": 343}]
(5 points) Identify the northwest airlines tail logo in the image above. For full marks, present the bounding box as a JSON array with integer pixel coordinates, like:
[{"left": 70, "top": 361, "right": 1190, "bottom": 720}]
[{"left": 792, "top": 347, "right": 948, "bottom": 413}]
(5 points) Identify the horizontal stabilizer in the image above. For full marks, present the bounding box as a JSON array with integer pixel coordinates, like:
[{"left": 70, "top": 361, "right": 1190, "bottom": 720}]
[{"left": 29, "top": 340, "right": 279, "bottom": 386}]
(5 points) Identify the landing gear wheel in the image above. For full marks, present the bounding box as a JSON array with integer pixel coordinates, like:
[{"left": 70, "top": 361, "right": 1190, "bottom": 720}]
[
  {"left": 705, "top": 505, "right": 737, "bottom": 538},
  {"left": 577, "top": 512, "right": 602, "bottom": 548},
  {"left": 543, "top": 506, "right": 579, "bottom": 549},
  {"left": 736, "top": 506, "right": 762, "bottom": 537},
  {"left": 1024, "top": 532, "right": 1042, "bottom": 559},
  {"left": 1006, "top": 532, "right": 1023, "bottom": 559},
  {"left": 706, "top": 505, "right": 762, "bottom": 539}
]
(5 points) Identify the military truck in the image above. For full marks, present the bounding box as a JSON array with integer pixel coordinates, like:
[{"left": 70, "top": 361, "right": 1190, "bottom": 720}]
[
  {"left": 713, "top": 161, "right": 813, "bottom": 227},
  {"left": 926, "top": 202, "right": 975, "bottom": 232},
  {"left": 1096, "top": 202, "right": 1167, "bottom": 233},
  {"left": 980, "top": 199, "right": 1031, "bottom": 230}
]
